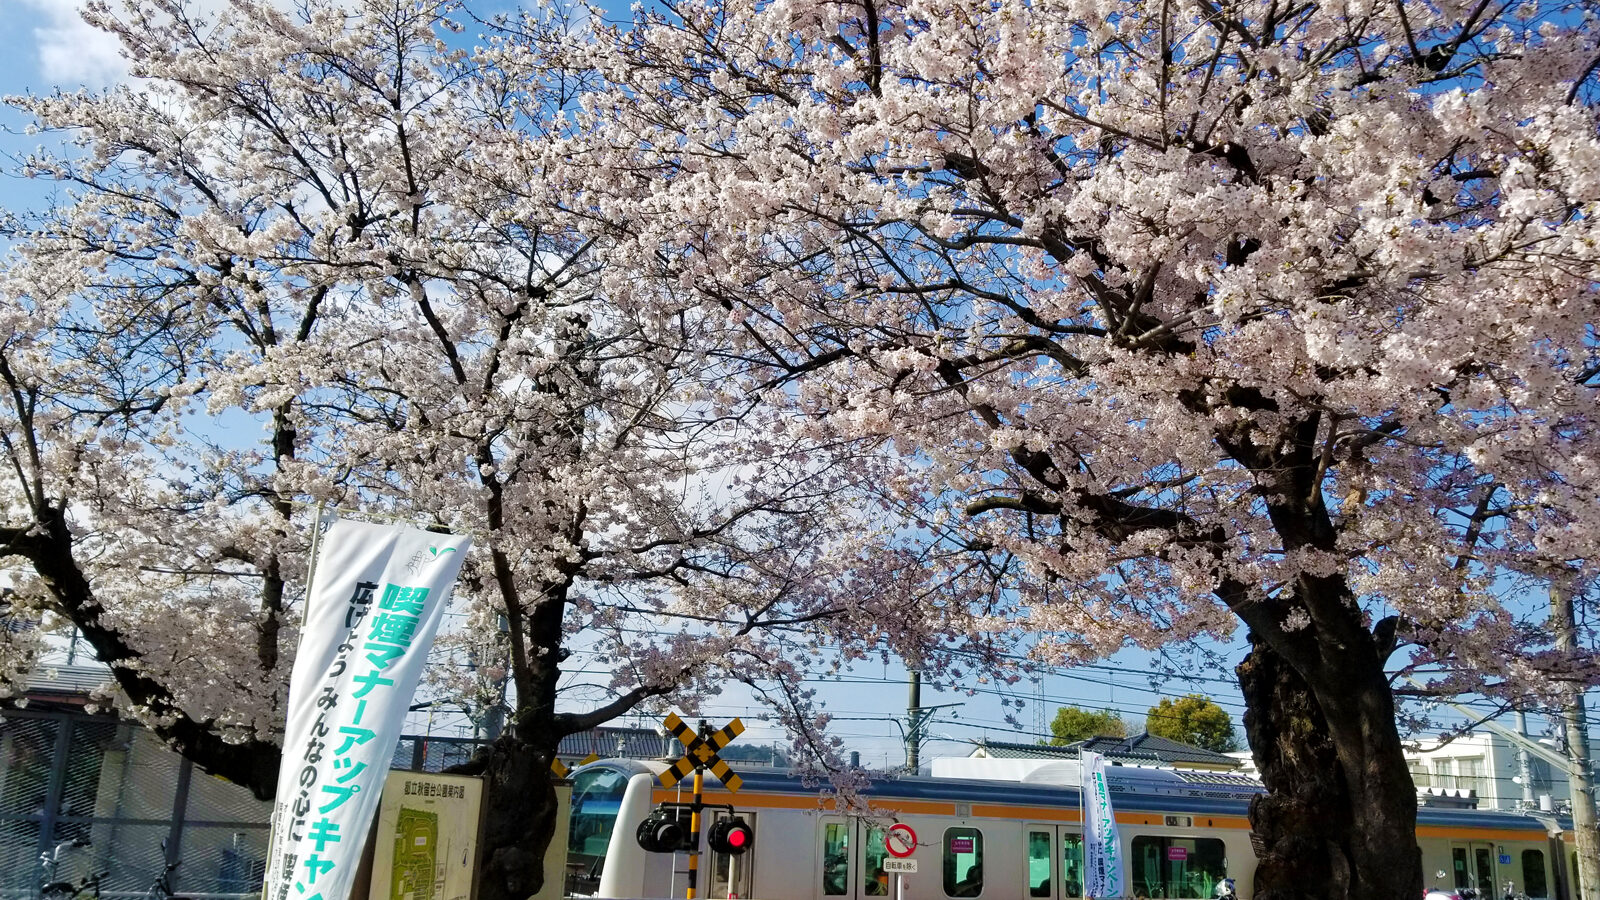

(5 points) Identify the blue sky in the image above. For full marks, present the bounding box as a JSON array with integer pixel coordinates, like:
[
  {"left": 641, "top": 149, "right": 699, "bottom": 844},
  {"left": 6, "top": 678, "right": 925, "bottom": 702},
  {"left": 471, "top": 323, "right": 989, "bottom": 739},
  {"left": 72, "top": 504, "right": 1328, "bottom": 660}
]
[
  {"left": 0, "top": 2, "right": 127, "bottom": 216},
  {"left": 2, "top": 0, "right": 1565, "bottom": 771}
]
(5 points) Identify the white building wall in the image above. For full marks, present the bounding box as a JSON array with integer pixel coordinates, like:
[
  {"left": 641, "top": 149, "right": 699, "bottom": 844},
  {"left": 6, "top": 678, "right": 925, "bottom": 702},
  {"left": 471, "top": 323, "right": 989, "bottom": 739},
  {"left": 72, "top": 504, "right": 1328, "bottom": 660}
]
[{"left": 1404, "top": 731, "right": 1572, "bottom": 812}]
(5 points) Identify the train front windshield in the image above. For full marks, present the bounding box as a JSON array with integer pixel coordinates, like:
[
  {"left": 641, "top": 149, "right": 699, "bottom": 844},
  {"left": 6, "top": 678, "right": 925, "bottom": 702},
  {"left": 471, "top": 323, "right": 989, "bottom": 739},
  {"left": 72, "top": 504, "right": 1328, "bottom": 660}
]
[{"left": 567, "top": 767, "right": 630, "bottom": 895}]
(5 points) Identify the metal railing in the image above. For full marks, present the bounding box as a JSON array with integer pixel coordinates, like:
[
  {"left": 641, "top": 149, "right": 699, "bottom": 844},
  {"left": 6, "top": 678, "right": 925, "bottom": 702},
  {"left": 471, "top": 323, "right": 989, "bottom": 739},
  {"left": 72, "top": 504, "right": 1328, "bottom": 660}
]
[{"left": 0, "top": 709, "right": 493, "bottom": 900}]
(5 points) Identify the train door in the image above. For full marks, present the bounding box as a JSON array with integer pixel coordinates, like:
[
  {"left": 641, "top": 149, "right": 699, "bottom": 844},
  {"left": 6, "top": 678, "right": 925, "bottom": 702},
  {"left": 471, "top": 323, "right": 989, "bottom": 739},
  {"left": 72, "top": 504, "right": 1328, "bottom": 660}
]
[
  {"left": 1450, "top": 842, "right": 1497, "bottom": 897},
  {"left": 1023, "top": 824, "right": 1087, "bottom": 900},
  {"left": 821, "top": 819, "right": 893, "bottom": 900},
  {"left": 708, "top": 811, "right": 756, "bottom": 900}
]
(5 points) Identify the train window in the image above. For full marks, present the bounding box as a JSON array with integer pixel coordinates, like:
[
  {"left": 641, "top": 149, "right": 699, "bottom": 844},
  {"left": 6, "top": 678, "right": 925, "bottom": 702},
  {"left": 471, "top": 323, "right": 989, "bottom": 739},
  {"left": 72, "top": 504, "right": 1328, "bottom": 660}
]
[
  {"left": 565, "top": 767, "right": 629, "bottom": 895},
  {"left": 1130, "top": 836, "right": 1228, "bottom": 899},
  {"left": 943, "top": 827, "right": 984, "bottom": 898},
  {"left": 865, "top": 828, "right": 890, "bottom": 896},
  {"left": 1522, "top": 849, "right": 1548, "bottom": 898},
  {"left": 1028, "top": 832, "right": 1051, "bottom": 898},
  {"left": 823, "top": 823, "right": 850, "bottom": 895},
  {"left": 1064, "top": 834, "right": 1084, "bottom": 898}
]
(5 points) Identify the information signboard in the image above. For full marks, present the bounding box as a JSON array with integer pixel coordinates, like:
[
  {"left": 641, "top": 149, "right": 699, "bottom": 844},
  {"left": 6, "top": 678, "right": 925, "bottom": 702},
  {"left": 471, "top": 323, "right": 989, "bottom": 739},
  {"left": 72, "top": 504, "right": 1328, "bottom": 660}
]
[{"left": 368, "top": 772, "right": 482, "bottom": 900}]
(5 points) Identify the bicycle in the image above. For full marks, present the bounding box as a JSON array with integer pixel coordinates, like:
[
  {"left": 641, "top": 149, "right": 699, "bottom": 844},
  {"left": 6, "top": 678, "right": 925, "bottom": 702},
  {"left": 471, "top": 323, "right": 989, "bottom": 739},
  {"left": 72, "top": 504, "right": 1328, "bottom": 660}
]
[
  {"left": 38, "top": 838, "right": 105, "bottom": 900},
  {"left": 42, "top": 870, "right": 106, "bottom": 900},
  {"left": 145, "top": 839, "right": 181, "bottom": 900}
]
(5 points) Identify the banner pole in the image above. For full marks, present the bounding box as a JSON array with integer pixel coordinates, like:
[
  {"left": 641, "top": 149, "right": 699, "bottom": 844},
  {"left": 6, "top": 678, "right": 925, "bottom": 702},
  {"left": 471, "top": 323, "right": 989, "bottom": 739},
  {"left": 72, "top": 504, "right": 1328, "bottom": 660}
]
[
  {"left": 264, "top": 501, "right": 326, "bottom": 900},
  {"left": 299, "top": 502, "right": 327, "bottom": 628}
]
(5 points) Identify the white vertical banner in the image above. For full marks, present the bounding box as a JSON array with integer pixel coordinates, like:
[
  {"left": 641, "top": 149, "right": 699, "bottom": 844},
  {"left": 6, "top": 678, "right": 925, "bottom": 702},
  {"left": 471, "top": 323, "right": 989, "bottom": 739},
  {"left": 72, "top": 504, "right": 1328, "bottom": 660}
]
[
  {"left": 1080, "top": 750, "right": 1124, "bottom": 899},
  {"left": 264, "top": 518, "right": 471, "bottom": 900}
]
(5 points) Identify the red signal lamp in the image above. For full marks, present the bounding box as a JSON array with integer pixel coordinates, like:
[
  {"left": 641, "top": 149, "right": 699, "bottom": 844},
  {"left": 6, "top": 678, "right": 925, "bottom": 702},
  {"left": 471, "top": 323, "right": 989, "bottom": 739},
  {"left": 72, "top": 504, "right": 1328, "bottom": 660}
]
[{"left": 709, "top": 816, "right": 755, "bottom": 856}]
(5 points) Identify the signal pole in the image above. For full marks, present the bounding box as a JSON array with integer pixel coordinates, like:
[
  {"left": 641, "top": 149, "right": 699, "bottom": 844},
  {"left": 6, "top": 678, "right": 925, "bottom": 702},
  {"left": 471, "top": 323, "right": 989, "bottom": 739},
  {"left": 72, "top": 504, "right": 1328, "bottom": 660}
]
[{"left": 688, "top": 720, "right": 708, "bottom": 900}]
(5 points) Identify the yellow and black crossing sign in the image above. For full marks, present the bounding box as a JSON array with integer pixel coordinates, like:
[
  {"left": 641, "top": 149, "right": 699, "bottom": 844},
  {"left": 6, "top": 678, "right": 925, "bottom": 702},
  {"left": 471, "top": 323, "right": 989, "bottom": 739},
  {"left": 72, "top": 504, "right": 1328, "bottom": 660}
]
[
  {"left": 550, "top": 752, "right": 600, "bottom": 779},
  {"left": 660, "top": 713, "right": 744, "bottom": 792}
]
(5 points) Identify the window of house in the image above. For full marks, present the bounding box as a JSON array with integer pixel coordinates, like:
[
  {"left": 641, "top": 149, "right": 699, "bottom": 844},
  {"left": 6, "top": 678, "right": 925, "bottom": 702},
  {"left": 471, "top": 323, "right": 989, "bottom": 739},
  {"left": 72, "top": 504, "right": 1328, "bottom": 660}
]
[
  {"left": 1434, "top": 759, "right": 1456, "bottom": 790},
  {"left": 1456, "top": 757, "right": 1486, "bottom": 796},
  {"left": 1408, "top": 762, "right": 1431, "bottom": 789},
  {"left": 943, "top": 828, "right": 983, "bottom": 898}
]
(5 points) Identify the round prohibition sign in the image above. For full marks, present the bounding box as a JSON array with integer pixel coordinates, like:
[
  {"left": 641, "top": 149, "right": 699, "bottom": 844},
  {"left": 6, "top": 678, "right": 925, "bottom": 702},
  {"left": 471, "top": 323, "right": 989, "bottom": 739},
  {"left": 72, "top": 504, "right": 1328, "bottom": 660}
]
[{"left": 885, "top": 823, "right": 917, "bottom": 858}]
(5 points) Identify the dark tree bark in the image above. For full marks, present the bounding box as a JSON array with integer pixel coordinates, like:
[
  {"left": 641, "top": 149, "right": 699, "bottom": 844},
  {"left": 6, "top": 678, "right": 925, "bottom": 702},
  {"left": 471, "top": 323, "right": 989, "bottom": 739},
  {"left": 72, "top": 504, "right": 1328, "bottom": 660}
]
[
  {"left": 2, "top": 503, "right": 283, "bottom": 799},
  {"left": 460, "top": 732, "right": 560, "bottom": 900},
  {"left": 1238, "top": 626, "right": 1422, "bottom": 900},
  {"left": 1238, "top": 633, "right": 1351, "bottom": 900}
]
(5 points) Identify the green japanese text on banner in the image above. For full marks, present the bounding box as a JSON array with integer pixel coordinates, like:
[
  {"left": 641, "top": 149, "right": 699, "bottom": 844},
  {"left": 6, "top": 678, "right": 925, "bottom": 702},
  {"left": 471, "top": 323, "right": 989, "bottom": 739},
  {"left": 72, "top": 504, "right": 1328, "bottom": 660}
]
[
  {"left": 1081, "top": 750, "right": 1123, "bottom": 899},
  {"left": 263, "top": 518, "right": 471, "bottom": 900}
]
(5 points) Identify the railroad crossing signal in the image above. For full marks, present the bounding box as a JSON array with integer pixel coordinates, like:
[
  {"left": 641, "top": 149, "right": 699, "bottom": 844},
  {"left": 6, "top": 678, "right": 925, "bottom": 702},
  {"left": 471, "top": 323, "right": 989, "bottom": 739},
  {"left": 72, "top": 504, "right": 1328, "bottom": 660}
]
[
  {"left": 660, "top": 713, "right": 745, "bottom": 792},
  {"left": 550, "top": 752, "right": 600, "bottom": 779},
  {"left": 708, "top": 816, "right": 754, "bottom": 856}
]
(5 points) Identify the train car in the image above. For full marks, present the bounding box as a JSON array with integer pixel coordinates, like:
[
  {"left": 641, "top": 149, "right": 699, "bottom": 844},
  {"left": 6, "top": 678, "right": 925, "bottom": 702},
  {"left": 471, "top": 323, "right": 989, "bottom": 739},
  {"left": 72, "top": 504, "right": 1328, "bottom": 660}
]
[{"left": 563, "top": 759, "right": 1566, "bottom": 900}]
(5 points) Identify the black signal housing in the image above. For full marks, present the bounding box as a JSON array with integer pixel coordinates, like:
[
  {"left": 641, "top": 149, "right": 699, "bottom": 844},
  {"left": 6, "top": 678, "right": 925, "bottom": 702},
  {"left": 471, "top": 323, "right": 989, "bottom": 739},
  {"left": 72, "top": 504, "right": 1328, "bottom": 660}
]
[
  {"left": 708, "top": 816, "right": 754, "bottom": 856},
  {"left": 636, "top": 806, "right": 694, "bottom": 853}
]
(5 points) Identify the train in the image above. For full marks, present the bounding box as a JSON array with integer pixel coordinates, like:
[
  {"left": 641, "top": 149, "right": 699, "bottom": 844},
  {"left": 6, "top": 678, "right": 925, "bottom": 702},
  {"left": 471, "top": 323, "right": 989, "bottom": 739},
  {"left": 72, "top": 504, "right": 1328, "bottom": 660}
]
[{"left": 561, "top": 758, "right": 1574, "bottom": 900}]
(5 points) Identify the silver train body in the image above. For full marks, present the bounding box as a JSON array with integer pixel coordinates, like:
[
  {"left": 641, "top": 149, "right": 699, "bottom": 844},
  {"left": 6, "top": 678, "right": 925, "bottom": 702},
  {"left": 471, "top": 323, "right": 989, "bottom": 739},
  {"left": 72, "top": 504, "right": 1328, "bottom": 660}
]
[{"left": 563, "top": 759, "right": 1572, "bottom": 900}]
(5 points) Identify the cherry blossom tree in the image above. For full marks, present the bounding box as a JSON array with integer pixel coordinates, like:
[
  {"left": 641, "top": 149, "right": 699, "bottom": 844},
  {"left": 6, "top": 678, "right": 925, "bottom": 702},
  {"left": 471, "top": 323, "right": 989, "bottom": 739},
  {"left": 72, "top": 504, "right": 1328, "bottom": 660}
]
[
  {"left": 565, "top": 0, "right": 1600, "bottom": 896},
  {"left": 0, "top": 2, "right": 912, "bottom": 896}
]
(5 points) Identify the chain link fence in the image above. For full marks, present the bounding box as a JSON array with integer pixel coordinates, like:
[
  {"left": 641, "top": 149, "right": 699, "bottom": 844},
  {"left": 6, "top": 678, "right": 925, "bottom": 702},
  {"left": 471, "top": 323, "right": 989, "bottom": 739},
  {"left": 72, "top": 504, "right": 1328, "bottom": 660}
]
[{"left": 0, "top": 709, "right": 491, "bottom": 900}]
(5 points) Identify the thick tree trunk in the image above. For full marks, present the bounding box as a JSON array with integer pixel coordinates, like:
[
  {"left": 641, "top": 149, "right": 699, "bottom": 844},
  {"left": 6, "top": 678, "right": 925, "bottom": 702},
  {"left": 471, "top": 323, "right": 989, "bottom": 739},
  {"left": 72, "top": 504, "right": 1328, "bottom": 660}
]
[
  {"left": 463, "top": 732, "right": 560, "bottom": 900},
  {"left": 1237, "top": 634, "right": 1349, "bottom": 900},
  {"left": 1238, "top": 633, "right": 1421, "bottom": 900}
]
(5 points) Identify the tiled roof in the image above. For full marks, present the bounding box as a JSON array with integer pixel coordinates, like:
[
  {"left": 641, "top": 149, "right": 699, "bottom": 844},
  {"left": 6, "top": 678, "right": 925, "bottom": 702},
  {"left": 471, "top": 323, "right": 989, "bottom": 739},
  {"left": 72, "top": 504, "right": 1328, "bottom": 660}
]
[
  {"left": 1075, "top": 733, "right": 1240, "bottom": 767},
  {"left": 973, "top": 741, "right": 1080, "bottom": 760},
  {"left": 1172, "top": 770, "right": 1262, "bottom": 788},
  {"left": 973, "top": 732, "right": 1241, "bottom": 769},
  {"left": 557, "top": 726, "right": 674, "bottom": 760},
  {"left": 23, "top": 664, "right": 113, "bottom": 698}
]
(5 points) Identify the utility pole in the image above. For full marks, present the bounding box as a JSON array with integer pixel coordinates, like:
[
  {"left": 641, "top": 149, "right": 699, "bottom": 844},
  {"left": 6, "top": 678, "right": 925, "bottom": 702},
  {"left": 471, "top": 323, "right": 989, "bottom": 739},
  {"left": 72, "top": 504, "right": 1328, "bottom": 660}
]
[
  {"left": 1516, "top": 710, "right": 1535, "bottom": 808},
  {"left": 907, "top": 671, "right": 922, "bottom": 773},
  {"left": 903, "top": 672, "right": 960, "bottom": 774},
  {"left": 1552, "top": 579, "right": 1600, "bottom": 900}
]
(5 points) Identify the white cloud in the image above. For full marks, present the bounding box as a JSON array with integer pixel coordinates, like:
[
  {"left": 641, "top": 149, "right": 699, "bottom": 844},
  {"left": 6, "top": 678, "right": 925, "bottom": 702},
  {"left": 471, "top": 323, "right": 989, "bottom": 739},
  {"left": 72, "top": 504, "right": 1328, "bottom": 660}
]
[{"left": 22, "top": 0, "right": 128, "bottom": 88}]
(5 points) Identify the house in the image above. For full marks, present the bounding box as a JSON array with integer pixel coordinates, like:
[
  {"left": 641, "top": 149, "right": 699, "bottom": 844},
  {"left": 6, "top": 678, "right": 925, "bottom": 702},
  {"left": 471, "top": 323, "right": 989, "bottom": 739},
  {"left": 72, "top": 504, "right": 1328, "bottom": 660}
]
[
  {"left": 1404, "top": 730, "right": 1572, "bottom": 813},
  {"left": 0, "top": 664, "right": 273, "bottom": 899},
  {"left": 935, "top": 732, "right": 1256, "bottom": 788},
  {"left": 1228, "top": 730, "right": 1573, "bottom": 813},
  {"left": 557, "top": 726, "right": 675, "bottom": 767}
]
